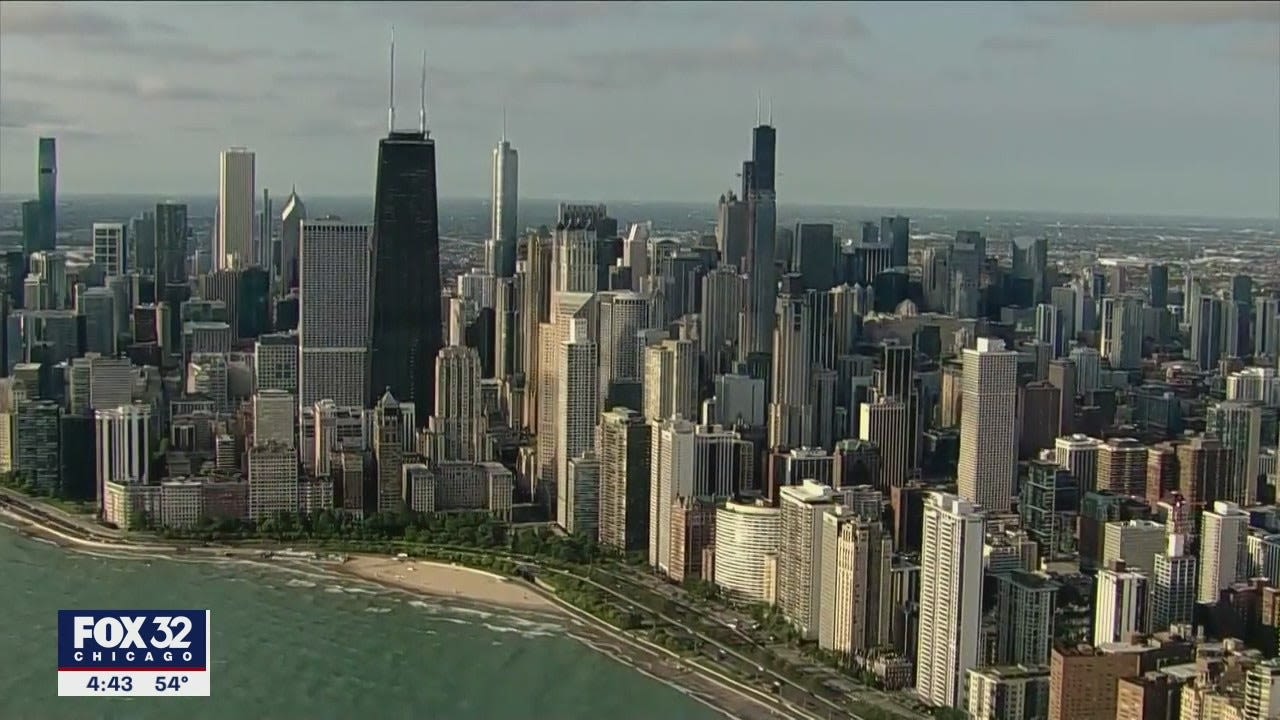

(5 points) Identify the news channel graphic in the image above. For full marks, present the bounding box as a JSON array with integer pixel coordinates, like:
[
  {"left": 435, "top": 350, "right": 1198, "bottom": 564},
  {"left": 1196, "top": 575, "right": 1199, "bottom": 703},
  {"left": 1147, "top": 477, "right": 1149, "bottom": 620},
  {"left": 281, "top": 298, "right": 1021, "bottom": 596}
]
[{"left": 57, "top": 610, "right": 211, "bottom": 697}]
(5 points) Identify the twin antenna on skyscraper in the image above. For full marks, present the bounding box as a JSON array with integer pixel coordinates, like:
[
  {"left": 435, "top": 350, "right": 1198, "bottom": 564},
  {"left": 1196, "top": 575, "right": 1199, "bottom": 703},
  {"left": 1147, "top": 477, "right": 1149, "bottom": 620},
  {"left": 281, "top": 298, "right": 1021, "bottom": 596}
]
[{"left": 387, "top": 26, "right": 428, "bottom": 136}]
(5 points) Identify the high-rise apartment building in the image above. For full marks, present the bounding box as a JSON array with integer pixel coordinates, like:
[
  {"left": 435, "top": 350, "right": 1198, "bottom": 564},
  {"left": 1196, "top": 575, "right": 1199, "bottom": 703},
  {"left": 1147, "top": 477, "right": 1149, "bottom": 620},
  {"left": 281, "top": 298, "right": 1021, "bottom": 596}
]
[
  {"left": 94, "top": 404, "right": 150, "bottom": 503},
  {"left": 818, "top": 506, "right": 892, "bottom": 657},
  {"left": 958, "top": 338, "right": 1017, "bottom": 511},
  {"left": 1093, "top": 560, "right": 1150, "bottom": 645},
  {"left": 1151, "top": 533, "right": 1197, "bottom": 632},
  {"left": 769, "top": 276, "right": 814, "bottom": 448},
  {"left": 778, "top": 480, "right": 843, "bottom": 639},
  {"left": 1055, "top": 434, "right": 1101, "bottom": 493},
  {"left": 858, "top": 397, "right": 908, "bottom": 489},
  {"left": 916, "top": 492, "right": 984, "bottom": 709},
  {"left": 642, "top": 338, "right": 697, "bottom": 423},
  {"left": 373, "top": 390, "right": 405, "bottom": 514},
  {"left": 1096, "top": 437, "right": 1148, "bottom": 497},
  {"left": 217, "top": 147, "right": 255, "bottom": 270},
  {"left": 713, "top": 498, "right": 781, "bottom": 602},
  {"left": 429, "top": 345, "right": 484, "bottom": 463},
  {"left": 1177, "top": 436, "right": 1234, "bottom": 530},
  {"left": 995, "top": 570, "right": 1058, "bottom": 666},
  {"left": 1198, "top": 501, "right": 1248, "bottom": 604},
  {"left": 298, "top": 221, "right": 370, "bottom": 409},
  {"left": 597, "top": 290, "right": 650, "bottom": 407},
  {"left": 555, "top": 319, "right": 598, "bottom": 530},
  {"left": 248, "top": 441, "right": 298, "bottom": 520},
  {"left": 1207, "top": 400, "right": 1262, "bottom": 507},
  {"left": 597, "top": 407, "right": 651, "bottom": 553},
  {"left": 1102, "top": 519, "right": 1166, "bottom": 576}
]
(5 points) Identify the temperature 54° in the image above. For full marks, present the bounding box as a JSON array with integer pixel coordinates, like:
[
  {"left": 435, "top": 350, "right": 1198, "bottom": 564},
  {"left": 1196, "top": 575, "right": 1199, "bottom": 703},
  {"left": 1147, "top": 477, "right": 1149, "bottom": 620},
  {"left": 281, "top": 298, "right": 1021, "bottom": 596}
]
[{"left": 155, "top": 676, "right": 190, "bottom": 692}]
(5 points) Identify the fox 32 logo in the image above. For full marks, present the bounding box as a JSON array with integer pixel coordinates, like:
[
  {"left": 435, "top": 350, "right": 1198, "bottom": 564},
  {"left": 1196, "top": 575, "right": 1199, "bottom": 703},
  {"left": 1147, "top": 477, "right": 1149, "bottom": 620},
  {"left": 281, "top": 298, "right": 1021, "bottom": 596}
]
[{"left": 57, "top": 610, "right": 211, "bottom": 697}]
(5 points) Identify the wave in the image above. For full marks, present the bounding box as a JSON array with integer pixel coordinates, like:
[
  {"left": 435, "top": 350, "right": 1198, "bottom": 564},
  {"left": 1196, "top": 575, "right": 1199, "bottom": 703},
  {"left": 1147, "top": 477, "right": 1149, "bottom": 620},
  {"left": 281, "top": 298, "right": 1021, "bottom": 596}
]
[{"left": 363, "top": 607, "right": 392, "bottom": 614}]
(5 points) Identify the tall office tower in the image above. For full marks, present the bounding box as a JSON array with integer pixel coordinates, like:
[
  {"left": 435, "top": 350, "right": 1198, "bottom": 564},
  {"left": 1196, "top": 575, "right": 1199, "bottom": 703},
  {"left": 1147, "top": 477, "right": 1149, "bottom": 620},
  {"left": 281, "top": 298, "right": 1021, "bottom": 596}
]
[
  {"left": 1244, "top": 659, "right": 1280, "bottom": 720},
  {"left": 596, "top": 290, "right": 650, "bottom": 407},
  {"left": 1102, "top": 295, "right": 1143, "bottom": 370},
  {"left": 648, "top": 419, "right": 754, "bottom": 570},
  {"left": 14, "top": 400, "right": 61, "bottom": 494},
  {"left": 253, "top": 389, "right": 295, "bottom": 447},
  {"left": 369, "top": 51, "right": 443, "bottom": 418},
  {"left": 1047, "top": 358, "right": 1076, "bottom": 433},
  {"left": 1018, "top": 381, "right": 1062, "bottom": 460},
  {"left": 279, "top": 188, "right": 305, "bottom": 295},
  {"left": 92, "top": 223, "right": 127, "bottom": 277},
  {"left": 155, "top": 202, "right": 189, "bottom": 344},
  {"left": 298, "top": 221, "right": 370, "bottom": 408},
  {"left": 880, "top": 215, "right": 910, "bottom": 269},
  {"left": 535, "top": 293, "right": 594, "bottom": 507},
  {"left": 1093, "top": 560, "right": 1150, "bottom": 645},
  {"left": 818, "top": 506, "right": 892, "bottom": 656},
  {"left": 1055, "top": 434, "right": 1101, "bottom": 493},
  {"left": 554, "top": 319, "right": 598, "bottom": 530},
  {"left": 493, "top": 276, "right": 520, "bottom": 380},
  {"left": 77, "top": 287, "right": 116, "bottom": 356},
  {"left": 642, "top": 338, "right": 697, "bottom": 423},
  {"left": 1050, "top": 285, "right": 1080, "bottom": 339},
  {"left": 1067, "top": 346, "right": 1101, "bottom": 393},
  {"left": 769, "top": 276, "right": 813, "bottom": 449},
  {"left": 741, "top": 121, "right": 778, "bottom": 358},
  {"left": 127, "top": 210, "right": 155, "bottom": 274},
  {"left": 1151, "top": 533, "right": 1196, "bottom": 632},
  {"left": 488, "top": 129, "right": 519, "bottom": 278},
  {"left": 217, "top": 147, "right": 255, "bottom": 270},
  {"left": 248, "top": 440, "right": 298, "bottom": 520},
  {"left": 1207, "top": 400, "right": 1262, "bottom": 506},
  {"left": 700, "top": 266, "right": 747, "bottom": 374},
  {"left": 1097, "top": 437, "right": 1149, "bottom": 497},
  {"left": 715, "top": 191, "right": 749, "bottom": 271},
  {"left": 1148, "top": 263, "right": 1169, "bottom": 308},
  {"left": 37, "top": 137, "right": 56, "bottom": 251},
  {"left": 1255, "top": 297, "right": 1279, "bottom": 358},
  {"left": 1011, "top": 236, "right": 1049, "bottom": 303},
  {"left": 920, "top": 247, "right": 951, "bottom": 312},
  {"left": 373, "top": 390, "right": 405, "bottom": 513},
  {"left": 872, "top": 340, "right": 919, "bottom": 470},
  {"left": 995, "top": 570, "right": 1058, "bottom": 666},
  {"left": 1177, "top": 436, "right": 1233, "bottom": 529},
  {"left": 258, "top": 188, "right": 273, "bottom": 272},
  {"left": 1198, "top": 500, "right": 1248, "bottom": 604},
  {"left": 1231, "top": 273, "right": 1254, "bottom": 307},
  {"left": 858, "top": 397, "right": 908, "bottom": 489},
  {"left": 778, "top": 480, "right": 843, "bottom": 639},
  {"left": 1035, "top": 303, "right": 1063, "bottom": 358},
  {"left": 29, "top": 250, "right": 68, "bottom": 308},
  {"left": 519, "top": 233, "right": 552, "bottom": 431},
  {"left": 94, "top": 404, "right": 150, "bottom": 499},
  {"left": 431, "top": 345, "right": 483, "bottom": 462},
  {"left": 958, "top": 338, "right": 1017, "bottom": 512},
  {"left": 1191, "top": 295, "right": 1225, "bottom": 371},
  {"left": 597, "top": 407, "right": 651, "bottom": 553},
  {"left": 254, "top": 331, "right": 298, "bottom": 394},
  {"left": 552, "top": 219, "right": 598, "bottom": 294},
  {"left": 792, "top": 223, "right": 835, "bottom": 291},
  {"left": 916, "top": 493, "right": 984, "bottom": 709}
]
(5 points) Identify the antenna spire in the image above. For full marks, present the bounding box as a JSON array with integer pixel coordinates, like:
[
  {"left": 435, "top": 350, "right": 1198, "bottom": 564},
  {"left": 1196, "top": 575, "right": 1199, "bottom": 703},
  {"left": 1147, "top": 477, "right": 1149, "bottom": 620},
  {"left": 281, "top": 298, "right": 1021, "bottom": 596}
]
[
  {"left": 387, "top": 26, "right": 396, "bottom": 133},
  {"left": 756, "top": 91, "right": 762, "bottom": 125},
  {"left": 502, "top": 104, "right": 507, "bottom": 142},
  {"left": 767, "top": 96, "right": 773, "bottom": 126},
  {"left": 419, "top": 49, "right": 428, "bottom": 135}
]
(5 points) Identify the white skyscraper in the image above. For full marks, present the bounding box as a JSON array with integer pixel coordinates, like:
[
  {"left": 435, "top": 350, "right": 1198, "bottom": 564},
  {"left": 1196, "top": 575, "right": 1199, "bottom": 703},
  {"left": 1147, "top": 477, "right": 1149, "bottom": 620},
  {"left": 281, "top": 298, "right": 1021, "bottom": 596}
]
[
  {"left": 1198, "top": 501, "right": 1249, "bottom": 604},
  {"left": 488, "top": 129, "right": 519, "bottom": 278},
  {"left": 916, "top": 492, "right": 984, "bottom": 709},
  {"left": 217, "top": 147, "right": 255, "bottom": 270},
  {"left": 1152, "top": 533, "right": 1197, "bottom": 631},
  {"left": 958, "top": 338, "right": 1017, "bottom": 511},
  {"left": 778, "top": 480, "right": 843, "bottom": 639},
  {"left": 279, "top": 187, "right": 306, "bottom": 294},
  {"left": 643, "top": 338, "right": 698, "bottom": 423},
  {"left": 1093, "top": 561, "right": 1150, "bottom": 645},
  {"left": 94, "top": 403, "right": 151, "bottom": 498},
  {"left": 555, "top": 319, "right": 599, "bottom": 530},
  {"left": 92, "top": 222, "right": 127, "bottom": 276},
  {"left": 299, "top": 221, "right": 370, "bottom": 409}
]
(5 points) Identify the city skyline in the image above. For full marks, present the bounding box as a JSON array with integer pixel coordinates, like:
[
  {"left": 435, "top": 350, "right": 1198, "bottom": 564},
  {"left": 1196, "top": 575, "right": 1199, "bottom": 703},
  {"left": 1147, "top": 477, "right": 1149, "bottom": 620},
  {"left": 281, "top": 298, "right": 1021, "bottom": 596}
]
[{"left": 0, "top": 2, "right": 1277, "bottom": 219}]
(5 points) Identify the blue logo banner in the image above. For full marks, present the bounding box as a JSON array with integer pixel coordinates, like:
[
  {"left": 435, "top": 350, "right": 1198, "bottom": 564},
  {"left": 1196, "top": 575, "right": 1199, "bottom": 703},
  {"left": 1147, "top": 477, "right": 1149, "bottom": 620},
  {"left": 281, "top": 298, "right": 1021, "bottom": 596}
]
[{"left": 57, "top": 610, "right": 209, "bottom": 671}]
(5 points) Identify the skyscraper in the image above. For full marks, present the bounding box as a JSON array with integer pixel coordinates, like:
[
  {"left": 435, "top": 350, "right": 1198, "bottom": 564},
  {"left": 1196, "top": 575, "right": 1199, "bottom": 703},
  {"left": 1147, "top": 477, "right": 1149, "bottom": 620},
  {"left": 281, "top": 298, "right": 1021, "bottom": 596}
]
[
  {"left": 155, "top": 202, "right": 189, "bottom": 346},
  {"left": 778, "top": 480, "right": 844, "bottom": 639},
  {"left": 769, "top": 275, "right": 813, "bottom": 448},
  {"left": 958, "top": 338, "right": 1018, "bottom": 512},
  {"left": 555, "top": 319, "right": 598, "bottom": 530},
  {"left": 430, "top": 345, "right": 483, "bottom": 462},
  {"left": 299, "top": 221, "right": 371, "bottom": 408},
  {"left": 881, "top": 215, "right": 910, "bottom": 269},
  {"left": 741, "top": 120, "right": 778, "bottom": 358},
  {"left": 489, "top": 124, "right": 519, "bottom": 278},
  {"left": 369, "top": 42, "right": 443, "bottom": 419},
  {"left": 1148, "top": 263, "right": 1169, "bottom": 308},
  {"left": 1093, "top": 560, "right": 1150, "bottom": 645},
  {"left": 217, "top": 147, "right": 256, "bottom": 270},
  {"left": 92, "top": 223, "right": 127, "bottom": 277},
  {"left": 279, "top": 188, "right": 306, "bottom": 295},
  {"left": 373, "top": 390, "right": 405, "bottom": 514},
  {"left": 916, "top": 492, "right": 984, "bottom": 709},
  {"left": 597, "top": 407, "right": 651, "bottom": 553},
  {"left": 1207, "top": 400, "right": 1262, "bottom": 506},
  {"left": 1198, "top": 501, "right": 1248, "bottom": 604},
  {"left": 37, "top": 137, "right": 56, "bottom": 252}
]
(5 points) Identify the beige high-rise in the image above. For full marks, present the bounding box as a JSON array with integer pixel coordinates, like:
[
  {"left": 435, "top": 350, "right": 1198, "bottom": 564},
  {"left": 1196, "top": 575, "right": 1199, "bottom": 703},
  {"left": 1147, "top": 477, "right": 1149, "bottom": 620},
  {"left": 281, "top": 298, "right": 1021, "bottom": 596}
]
[{"left": 958, "top": 338, "right": 1017, "bottom": 511}]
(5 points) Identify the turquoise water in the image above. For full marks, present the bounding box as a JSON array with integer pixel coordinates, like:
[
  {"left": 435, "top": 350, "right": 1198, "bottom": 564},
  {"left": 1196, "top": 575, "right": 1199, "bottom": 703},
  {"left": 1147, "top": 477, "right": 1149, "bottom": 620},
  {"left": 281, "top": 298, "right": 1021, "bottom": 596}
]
[{"left": 0, "top": 527, "right": 722, "bottom": 720}]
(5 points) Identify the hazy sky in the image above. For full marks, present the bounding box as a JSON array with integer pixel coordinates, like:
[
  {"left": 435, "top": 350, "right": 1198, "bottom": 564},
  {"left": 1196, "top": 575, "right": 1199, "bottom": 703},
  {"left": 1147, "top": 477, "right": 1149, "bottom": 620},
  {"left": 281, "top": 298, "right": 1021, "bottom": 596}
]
[{"left": 1, "top": 1, "right": 1277, "bottom": 218}]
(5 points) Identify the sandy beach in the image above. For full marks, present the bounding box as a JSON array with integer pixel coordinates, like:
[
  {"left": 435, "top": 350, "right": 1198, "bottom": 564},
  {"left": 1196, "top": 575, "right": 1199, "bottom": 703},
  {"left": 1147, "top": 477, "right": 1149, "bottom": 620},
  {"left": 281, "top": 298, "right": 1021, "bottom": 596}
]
[{"left": 337, "top": 555, "right": 558, "bottom": 612}]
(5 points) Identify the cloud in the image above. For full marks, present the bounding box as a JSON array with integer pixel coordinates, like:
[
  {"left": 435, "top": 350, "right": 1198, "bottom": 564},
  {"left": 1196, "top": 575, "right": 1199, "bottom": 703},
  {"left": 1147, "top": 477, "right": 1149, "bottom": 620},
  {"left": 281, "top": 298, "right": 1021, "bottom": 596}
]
[
  {"left": 360, "top": 1, "right": 638, "bottom": 29},
  {"left": 1228, "top": 34, "right": 1280, "bottom": 63},
  {"left": 0, "top": 3, "right": 132, "bottom": 38},
  {"left": 1038, "top": 1, "right": 1280, "bottom": 28},
  {"left": 0, "top": 96, "right": 105, "bottom": 139},
  {"left": 979, "top": 35, "right": 1054, "bottom": 53},
  {"left": 518, "top": 37, "right": 857, "bottom": 91},
  {"left": 3, "top": 69, "right": 264, "bottom": 103},
  {"left": 793, "top": 13, "right": 870, "bottom": 41}
]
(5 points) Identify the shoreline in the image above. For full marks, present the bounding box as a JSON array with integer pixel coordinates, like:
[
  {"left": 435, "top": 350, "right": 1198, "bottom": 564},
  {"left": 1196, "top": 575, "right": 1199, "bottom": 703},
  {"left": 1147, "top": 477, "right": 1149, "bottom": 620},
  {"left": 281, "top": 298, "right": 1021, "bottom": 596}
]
[{"left": 0, "top": 509, "right": 803, "bottom": 720}]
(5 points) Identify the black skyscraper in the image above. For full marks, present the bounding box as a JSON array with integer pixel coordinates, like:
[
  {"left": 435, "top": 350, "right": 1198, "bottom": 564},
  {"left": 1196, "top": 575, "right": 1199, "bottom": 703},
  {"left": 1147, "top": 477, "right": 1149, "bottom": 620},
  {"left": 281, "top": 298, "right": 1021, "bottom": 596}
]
[
  {"left": 155, "top": 202, "right": 190, "bottom": 351},
  {"left": 1148, "top": 263, "right": 1169, "bottom": 308},
  {"left": 368, "top": 129, "right": 443, "bottom": 418},
  {"left": 881, "top": 215, "right": 910, "bottom": 268},
  {"left": 751, "top": 125, "right": 776, "bottom": 191}
]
